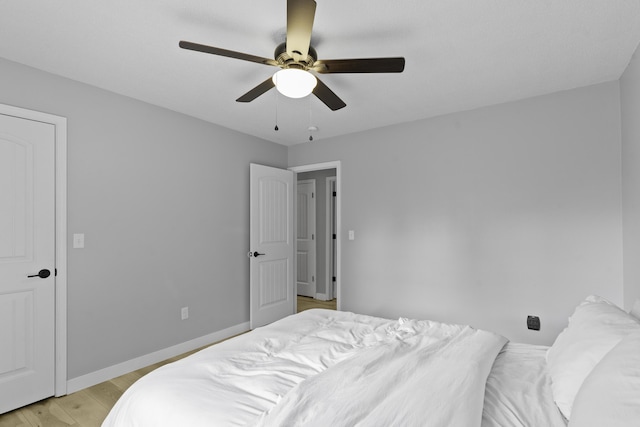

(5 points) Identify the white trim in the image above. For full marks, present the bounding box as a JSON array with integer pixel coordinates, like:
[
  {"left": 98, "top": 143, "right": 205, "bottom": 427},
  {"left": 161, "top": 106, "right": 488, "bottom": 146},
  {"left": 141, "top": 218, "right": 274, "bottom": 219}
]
[
  {"left": 54, "top": 114, "right": 68, "bottom": 397},
  {"left": 0, "top": 103, "right": 68, "bottom": 397},
  {"left": 314, "top": 293, "right": 329, "bottom": 301},
  {"left": 289, "top": 161, "right": 341, "bottom": 311},
  {"left": 292, "top": 178, "right": 298, "bottom": 314},
  {"left": 67, "top": 321, "right": 250, "bottom": 394}
]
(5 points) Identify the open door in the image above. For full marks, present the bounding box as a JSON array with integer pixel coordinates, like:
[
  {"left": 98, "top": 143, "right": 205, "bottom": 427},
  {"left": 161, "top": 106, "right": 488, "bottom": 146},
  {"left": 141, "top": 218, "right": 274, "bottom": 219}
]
[{"left": 249, "top": 164, "right": 295, "bottom": 329}]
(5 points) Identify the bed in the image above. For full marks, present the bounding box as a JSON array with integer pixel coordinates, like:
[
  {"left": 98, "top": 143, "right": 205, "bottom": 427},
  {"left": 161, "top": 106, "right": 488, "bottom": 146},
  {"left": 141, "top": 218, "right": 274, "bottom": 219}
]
[{"left": 102, "top": 296, "right": 640, "bottom": 427}]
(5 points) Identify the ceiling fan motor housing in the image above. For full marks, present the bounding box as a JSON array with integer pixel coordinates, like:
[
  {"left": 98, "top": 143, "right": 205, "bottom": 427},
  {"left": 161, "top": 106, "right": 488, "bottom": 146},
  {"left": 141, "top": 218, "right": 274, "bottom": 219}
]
[{"left": 275, "top": 42, "right": 317, "bottom": 69}]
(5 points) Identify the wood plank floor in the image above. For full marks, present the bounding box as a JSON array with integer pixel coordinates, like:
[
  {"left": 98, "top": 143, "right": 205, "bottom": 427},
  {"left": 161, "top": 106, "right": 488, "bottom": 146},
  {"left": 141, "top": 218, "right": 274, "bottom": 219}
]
[
  {"left": 0, "top": 296, "right": 336, "bottom": 427},
  {"left": 296, "top": 295, "right": 337, "bottom": 312}
]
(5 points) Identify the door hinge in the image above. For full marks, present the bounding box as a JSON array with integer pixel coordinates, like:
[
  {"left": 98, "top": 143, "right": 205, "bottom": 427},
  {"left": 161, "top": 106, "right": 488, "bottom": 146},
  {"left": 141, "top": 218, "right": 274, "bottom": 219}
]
[
  {"left": 312, "top": 234, "right": 315, "bottom": 240},
  {"left": 312, "top": 192, "right": 314, "bottom": 198},
  {"left": 333, "top": 276, "right": 336, "bottom": 282},
  {"left": 312, "top": 276, "right": 315, "bottom": 282},
  {"left": 333, "top": 191, "right": 337, "bottom": 197},
  {"left": 332, "top": 234, "right": 336, "bottom": 239}
]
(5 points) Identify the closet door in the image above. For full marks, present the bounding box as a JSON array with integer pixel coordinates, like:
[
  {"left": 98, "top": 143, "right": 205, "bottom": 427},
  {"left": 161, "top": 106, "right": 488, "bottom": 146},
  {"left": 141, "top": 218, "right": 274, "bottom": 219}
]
[
  {"left": 0, "top": 113, "right": 56, "bottom": 414},
  {"left": 296, "top": 179, "right": 316, "bottom": 298}
]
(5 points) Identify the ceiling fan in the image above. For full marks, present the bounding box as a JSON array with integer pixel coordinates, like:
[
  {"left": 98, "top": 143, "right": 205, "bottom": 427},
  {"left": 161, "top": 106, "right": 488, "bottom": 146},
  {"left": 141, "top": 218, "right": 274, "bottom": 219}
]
[{"left": 179, "top": 0, "right": 405, "bottom": 111}]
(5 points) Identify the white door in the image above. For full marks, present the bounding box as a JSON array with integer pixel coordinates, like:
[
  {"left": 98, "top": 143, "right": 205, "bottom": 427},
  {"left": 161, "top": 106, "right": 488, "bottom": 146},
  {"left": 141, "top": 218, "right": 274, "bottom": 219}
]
[
  {"left": 296, "top": 180, "right": 316, "bottom": 298},
  {"left": 249, "top": 164, "right": 295, "bottom": 329},
  {"left": 0, "top": 114, "right": 56, "bottom": 414}
]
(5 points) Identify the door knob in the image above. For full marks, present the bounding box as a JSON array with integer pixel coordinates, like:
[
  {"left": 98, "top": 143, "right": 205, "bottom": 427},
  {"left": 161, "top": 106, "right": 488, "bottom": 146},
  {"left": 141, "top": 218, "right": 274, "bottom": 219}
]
[
  {"left": 27, "top": 269, "right": 51, "bottom": 279},
  {"left": 247, "top": 251, "right": 266, "bottom": 258}
]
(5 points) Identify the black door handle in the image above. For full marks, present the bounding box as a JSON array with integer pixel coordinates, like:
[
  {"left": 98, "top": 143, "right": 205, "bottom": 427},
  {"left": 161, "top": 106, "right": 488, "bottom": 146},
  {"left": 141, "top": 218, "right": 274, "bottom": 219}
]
[
  {"left": 253, "top": 251, "right": 265, "bottom": 257},
  {"left": 27, "top": 269, "right": 51, "bottom": 279}
]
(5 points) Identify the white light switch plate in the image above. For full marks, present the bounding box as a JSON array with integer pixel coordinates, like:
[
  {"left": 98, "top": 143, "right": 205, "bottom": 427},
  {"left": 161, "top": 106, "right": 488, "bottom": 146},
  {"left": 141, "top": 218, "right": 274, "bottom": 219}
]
[
  {"left": 73, "top": 233, "right": 85, "bottom": 248},
  {"left": 348, "top": 230, "right": 355, "bottom": 240}
]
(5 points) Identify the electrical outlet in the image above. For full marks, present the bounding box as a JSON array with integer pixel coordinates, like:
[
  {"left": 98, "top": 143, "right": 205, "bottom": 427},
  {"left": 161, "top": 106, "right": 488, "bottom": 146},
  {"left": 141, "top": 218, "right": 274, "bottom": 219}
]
[
  {"left": 181, "top": 307, "right": 189, "bottom": 320},
  {"left": 527, "top": 315, "right": 540, "bottom": 331}
]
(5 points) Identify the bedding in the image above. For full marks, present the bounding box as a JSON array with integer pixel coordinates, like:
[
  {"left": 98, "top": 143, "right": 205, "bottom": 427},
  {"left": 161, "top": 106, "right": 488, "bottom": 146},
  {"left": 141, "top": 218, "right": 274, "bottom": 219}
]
[
  {"left": 568, "top": 331, "right": 640, "bottom": 427},
  {"left": 545, "top": 295, "right": 640, "bottom": 420},
  {"left": 254, "top": 320, "right": 504, "bottom": 426},
  {"left": 631, "top": 298, "right": 640, "bottom": 319},
  {"left": 103, "top": 309, "right": 565, "bottom": 427},
  {"left": 482, "top": 343, "right": 566, "bottom": 427}
]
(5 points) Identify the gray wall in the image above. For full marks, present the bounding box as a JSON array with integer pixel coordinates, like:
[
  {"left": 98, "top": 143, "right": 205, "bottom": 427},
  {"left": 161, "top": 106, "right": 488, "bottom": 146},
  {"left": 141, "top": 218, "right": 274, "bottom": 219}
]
[
  {"left": 0, "top": 57, "right": 287, "bottom": 379},
  {"left": 2, "top": 48, "right": 634, "bottom": 378},
  {"left": 297, "top": 169, "right": 337, "bottom": 296},
  {"left": 622, "top": 43, "right": 640, "bottom": 310},
  {"left": 289, "top": 82, "right": 623, "bottom": 345}
]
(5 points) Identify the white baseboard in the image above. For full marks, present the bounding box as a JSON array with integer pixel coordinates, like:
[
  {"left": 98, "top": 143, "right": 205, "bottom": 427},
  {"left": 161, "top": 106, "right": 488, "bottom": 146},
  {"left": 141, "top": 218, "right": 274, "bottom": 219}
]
[
  {"left": 66, "top": 321, "right": 250, "bottom": 394},
  {"left": 315, "top": 293, "right": 329, "bottom": 301}
]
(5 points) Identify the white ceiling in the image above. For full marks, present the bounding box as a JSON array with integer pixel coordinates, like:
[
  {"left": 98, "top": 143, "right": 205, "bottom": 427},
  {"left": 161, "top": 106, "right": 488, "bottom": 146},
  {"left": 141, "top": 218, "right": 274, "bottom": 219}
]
[{"left": 1, "top": 1, "right": 639, "bottom": 146}]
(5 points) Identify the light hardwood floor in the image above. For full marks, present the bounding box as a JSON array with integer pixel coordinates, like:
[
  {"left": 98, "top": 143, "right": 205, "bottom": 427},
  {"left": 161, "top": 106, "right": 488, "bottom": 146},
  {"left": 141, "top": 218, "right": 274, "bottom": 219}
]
[
  {"left": 296, "top": 295, "right": 337, "bottom": 312},
  {"left": 0, "top": 296, "right": 336, "bottom": 427}
]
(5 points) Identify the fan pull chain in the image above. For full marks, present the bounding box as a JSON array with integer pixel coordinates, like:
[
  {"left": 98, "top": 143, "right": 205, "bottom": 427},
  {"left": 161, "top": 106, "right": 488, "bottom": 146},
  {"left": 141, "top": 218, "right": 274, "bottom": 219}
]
[
  {"left": 274, "top": 83, "right": 279, "bottom": 131},
  {"left": 308, "top": 97, "right": 313, "bottom": 141}
]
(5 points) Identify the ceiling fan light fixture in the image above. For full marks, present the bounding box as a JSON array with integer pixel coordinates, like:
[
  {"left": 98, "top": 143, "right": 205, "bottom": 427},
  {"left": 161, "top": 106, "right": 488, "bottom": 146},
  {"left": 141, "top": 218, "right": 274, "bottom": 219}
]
[{"left": 272, "top": 69, "right": 317, "bottom": 98}]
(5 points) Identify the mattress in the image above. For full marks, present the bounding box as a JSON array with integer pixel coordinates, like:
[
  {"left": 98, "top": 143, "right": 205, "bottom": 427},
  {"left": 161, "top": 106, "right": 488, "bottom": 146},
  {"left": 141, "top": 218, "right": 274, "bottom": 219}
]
[{"left": 102, "top": 309, "right": 564, "bottom": 427}]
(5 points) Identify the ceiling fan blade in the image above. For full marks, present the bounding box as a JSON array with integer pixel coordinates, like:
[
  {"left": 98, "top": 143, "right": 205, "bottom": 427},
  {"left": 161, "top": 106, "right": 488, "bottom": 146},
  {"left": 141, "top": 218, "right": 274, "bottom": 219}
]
[
  {"left": 179, "top": 41, "right": 279, "bottom": 67},
  {"left": 313, "top": 57, "right": 405, "bottom": 74},
  {"left": 313, "top": 77, "right": 346, "bottom": 111},
  {"left": 286, "top": 0, "right": 316, "bottom": 61},
  {"left": 236, "top": 77, "right": 276, "bottom": 103}
]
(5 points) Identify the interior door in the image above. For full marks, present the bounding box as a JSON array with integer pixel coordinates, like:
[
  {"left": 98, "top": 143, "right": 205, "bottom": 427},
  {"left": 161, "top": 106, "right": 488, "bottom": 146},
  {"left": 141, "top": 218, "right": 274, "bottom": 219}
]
[
  {"left": 249, "top": 163, "right": 295, "bottom": 329},
  {"left": 0, "top": 113, "right": 56, "bottom": 414},
  {"left": 296, "top": 179, "right": 316, "bottom": 298}
]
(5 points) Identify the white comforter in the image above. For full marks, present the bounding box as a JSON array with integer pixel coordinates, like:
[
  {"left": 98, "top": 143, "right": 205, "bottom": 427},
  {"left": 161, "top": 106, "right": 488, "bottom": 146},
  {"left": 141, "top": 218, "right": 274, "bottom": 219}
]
[{"left": 102, "top": 309, "right": 507, "bottom": 427}]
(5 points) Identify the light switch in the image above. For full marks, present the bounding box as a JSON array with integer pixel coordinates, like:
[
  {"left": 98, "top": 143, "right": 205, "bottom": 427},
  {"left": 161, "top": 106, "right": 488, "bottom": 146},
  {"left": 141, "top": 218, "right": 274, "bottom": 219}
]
[
  {"left": 348, "top": 230, "right": 355, "bottom": 240},
  {"left": 73, "top": 233, "right": 85, "bottom": 249}
]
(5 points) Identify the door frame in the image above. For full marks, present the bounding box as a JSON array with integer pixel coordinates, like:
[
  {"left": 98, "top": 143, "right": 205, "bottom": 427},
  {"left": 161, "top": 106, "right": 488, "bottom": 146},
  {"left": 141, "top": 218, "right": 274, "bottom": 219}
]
[
  {"left": 0, "top": 103, "right": 67, "bottom": 397},
  {"left": 289, "top": 161, "right": 341, "bottom": 311},
  {"left": 325, "top": 176, "right": 336, "bottom": 301}
]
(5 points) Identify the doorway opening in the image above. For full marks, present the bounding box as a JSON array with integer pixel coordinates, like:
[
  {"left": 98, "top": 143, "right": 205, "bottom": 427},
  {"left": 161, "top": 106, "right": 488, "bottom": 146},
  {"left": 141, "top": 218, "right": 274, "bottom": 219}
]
[{"left": 290, "top": 162, "right": 341, "bottom": 312}]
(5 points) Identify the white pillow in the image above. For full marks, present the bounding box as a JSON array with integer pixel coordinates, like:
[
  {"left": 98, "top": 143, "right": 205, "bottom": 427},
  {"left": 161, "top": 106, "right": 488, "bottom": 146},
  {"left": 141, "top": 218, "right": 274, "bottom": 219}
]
[
  {"left": 568, "top": 331, "right": 640, "bottom": 427},
  {"left": 546, "top": 295, "right": 640, "bottom": 420},
  {"left": 630, "top": 298, "right": 640, "bottom": 320}
]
